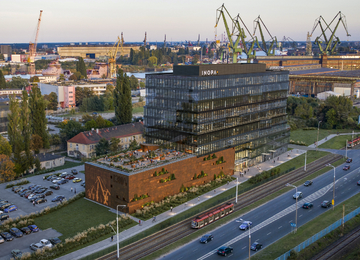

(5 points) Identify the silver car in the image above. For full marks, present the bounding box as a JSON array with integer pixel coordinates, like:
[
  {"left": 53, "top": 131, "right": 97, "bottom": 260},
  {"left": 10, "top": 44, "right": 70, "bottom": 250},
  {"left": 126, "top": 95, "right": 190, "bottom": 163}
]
[
  {"left": 30, "top": 242, "right": 44, "bottom": 251},
  {"left": 293, "top": 192, "right": 303, "bottom": 199}
]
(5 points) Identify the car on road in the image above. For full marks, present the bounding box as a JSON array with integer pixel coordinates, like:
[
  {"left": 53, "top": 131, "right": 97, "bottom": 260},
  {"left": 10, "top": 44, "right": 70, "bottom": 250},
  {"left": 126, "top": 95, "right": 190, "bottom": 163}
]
[
  {"left": 0, "top": 213, "right": 9, "bottom": 221},
  {"left": 40, "top": 239, "right": 53, "bottom": 248},
  {"left": 357, "top": 180, "right": 360, "bottom": 186},
  {"left": 4, "top": 205, "right": 18, "bottom": 213},
  {"left": 293, "top": 192, "right": 303, "bottom": 199},
  {"left": 73, "top": 177, "right": 82, "bottom": 183},
  {"left": 0, "top": 232, "right": 14, "bottom": 241},
  {"left": 44, "top": 190, "right": 53, "bottom": 196},
  {"left": 11, "top": 249, "right": 23, "bottom": 259},
  {"left": 239, "top": 221, "right": 252, "bottom": 230},
  {"left": 50, "top": 185, "right": 60, "bottom": 190},
  {"left": 9, "top": 228, "right": 23, "bottom": 238},
  {"left": 251, "top": 242, "right": 263, "bottom": 251},
  {"left": 302, "top": 202, "right": 313, "bottom": 209},
  {"left": 343, "top": 165, "right": 350, "bottom": 171},
  {"left": 217, "top": 246, "right": 233, "bottom": 256},
  {"left": 52, "top": 195, "right": 65, "bottom": 202},
  {"left": 20, "top": 227, "right": 32, "bottom": 235},
  {"left": 28, "top": 225, "right": 39, "bottom": 232},
  {"left": 304, "top": 180, "right": 313, "bottom": 186},
  {"left": 71, "top": 169, "right": 78, "bottom": 175},
  {"left": 57, "top": 179, "right": 68, "bottom": 185},
  {"left": 30, "top": 242, "right": 44, "bottom": 251},
  {"left": 49, "top": 237, "right": 62, "bottom": 245},
  {"left": 35, "top": 198, "right": 47, "bottom": 204},
  {"left": 65, "top": 175, "right": 75, "bottom": 180},
  {"left": 321, "top": 200, "right": 331, "bottom": 208},
  {"left": 346, "top": 158, "right": 352, "bottom": 163},
  {"left": 200, "top": 234, "right": 213, "bottom": 243}
]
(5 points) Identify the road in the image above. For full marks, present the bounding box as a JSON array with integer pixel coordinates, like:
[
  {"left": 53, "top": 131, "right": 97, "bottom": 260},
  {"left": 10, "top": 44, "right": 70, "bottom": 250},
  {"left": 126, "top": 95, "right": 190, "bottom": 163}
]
[{"left": 161, "top": 150, "right": 360, "bottom": 260}]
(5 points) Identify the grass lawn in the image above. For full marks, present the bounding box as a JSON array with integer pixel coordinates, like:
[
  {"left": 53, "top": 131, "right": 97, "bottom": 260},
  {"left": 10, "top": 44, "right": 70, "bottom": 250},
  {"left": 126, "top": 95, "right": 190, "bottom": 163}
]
[
  {"left": 251, "top": 192, "right": 360, "bottom": 260},
  {"left": 319, "top": 135, "right": 355, "bottom": 149},
  {"left": 133, "top": 106, "right": 144, "bottom": 114},
  {"left": 60, "top": 110, "right": 115, "bottom": 118},
  {"left": 52, "top": 161, "right": 84, "bottom": 171},
  {"left": 35, "top": 198, "right": 119, "bottom": 239},
  {"left": 290, "top": 129, "right": 354, "bottom": 146}
]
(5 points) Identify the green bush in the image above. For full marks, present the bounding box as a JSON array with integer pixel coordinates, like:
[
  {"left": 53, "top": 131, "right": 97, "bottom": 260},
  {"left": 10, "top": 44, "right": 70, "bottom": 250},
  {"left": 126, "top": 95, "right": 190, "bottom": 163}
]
[{"left": 6, "top": 179, "right": 30, "bottom": 189}]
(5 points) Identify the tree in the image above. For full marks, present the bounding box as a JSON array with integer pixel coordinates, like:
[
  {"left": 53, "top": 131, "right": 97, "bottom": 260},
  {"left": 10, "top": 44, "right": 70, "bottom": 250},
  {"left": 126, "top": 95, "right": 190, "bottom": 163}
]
[
  {"left": 29, "top": 86, "right": 49, "bottom": 148},
  {"left": 59, "top": 120, "right": 85, "bottom": 145},
  {"left": 49, "top": 134, "right": 61, "bottom": 146},
  {"left": 0, "top": 70, "right": 6, "bottom": 89},
  {"left": 0, "top": 155, "right": 16, "bottom": 183},
  {"left": 0, "top": 53, "right": 4, "bottom": 60},
  {"left": 6, "top": 76, "right": 29, "bottom": 89},
  {"left": 44, "top": 92, "right": 58, "bottom": 110},
  {"left": 95, "top": 138, "right": 109, "bottom": 156},
  {"left": 30, "top": 134, "right": 43, "bottom": 154},
  {"left": 76, "top": 57, "right": 87, "bottom": 79},
  {"left": 129, "top": 137, "right": 138, "bottom": 150},
  {"left": 20, "top": 90, "right": 33, "bottom": 171},
  {"left": 129, "top": 75, "right": 139, "bottom": 90},
  {"left": 0, "top": 135, "right": 12, "bottom": 156},
  {"left": 29, "top": 76, "right": 40, "bottom": 83},
  {"left": 148, "top": 56, "right": 158, "bottom": 66},
  {"left": 114, "top": 69, "right": 132, "bottom": 125},
  {"left": 59, "top": 74, "right": 65, "bottom": 81},
  {"left": 75, "top": 87, "right": 95, "bottom": 106},
  {"left": 34, "top": 157, "right": 41, "bottom": 171},
  {"left": 192, "top": 54, "right": 200, "bottom": 64},
  {"left": 109, "top": 137, "right": 120, "bottom": 152},
  {"left": 85, "top": 119, "right": 97, "bottom": 131}
]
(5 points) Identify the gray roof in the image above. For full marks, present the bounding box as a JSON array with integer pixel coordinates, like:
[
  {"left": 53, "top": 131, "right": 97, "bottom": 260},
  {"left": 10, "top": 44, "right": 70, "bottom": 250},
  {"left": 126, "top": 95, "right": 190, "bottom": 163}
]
[{"left": 34, "top": 153, "right": 64, "bottom": 162}]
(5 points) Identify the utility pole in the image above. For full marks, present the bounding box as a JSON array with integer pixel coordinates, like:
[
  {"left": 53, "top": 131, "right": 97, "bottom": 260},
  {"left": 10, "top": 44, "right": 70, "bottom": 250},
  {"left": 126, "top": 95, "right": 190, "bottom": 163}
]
[
  {"left": 235, "top": 177, "right": 238, "bottom": 204},
  {"left": 304, "top": 151, "right": 307, "bottom": 172},
  {"left": 346, "top": 140, "right": 348, "bottom": 158},
  {"left": 316, "top": 121, "right": 322, "bottom": 151}
]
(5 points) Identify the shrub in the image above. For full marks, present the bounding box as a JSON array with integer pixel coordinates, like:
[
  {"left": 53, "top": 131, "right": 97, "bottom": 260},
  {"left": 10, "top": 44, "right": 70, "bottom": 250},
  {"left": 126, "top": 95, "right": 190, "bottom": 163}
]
[{"left": 6, "top": 179, "right": 30, "bottom": 189}]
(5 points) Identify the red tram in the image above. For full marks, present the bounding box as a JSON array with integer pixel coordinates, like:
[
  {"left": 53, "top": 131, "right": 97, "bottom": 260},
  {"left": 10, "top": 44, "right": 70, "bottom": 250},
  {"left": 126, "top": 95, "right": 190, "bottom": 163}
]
[
  {"left": 347, "top": 137, "right": 360, "bottom": 148},
  {"left": 191, "top": 202, "right": 234, "bottom": 229}
]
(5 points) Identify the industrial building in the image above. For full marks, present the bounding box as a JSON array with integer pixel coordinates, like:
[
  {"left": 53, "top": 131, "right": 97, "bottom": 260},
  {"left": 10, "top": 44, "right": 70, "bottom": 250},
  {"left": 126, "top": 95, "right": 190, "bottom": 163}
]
[
  {"left": 57, "top": 45, "right": 140, "bottom": 59},
  {"left": 144, "top": 63, "right": 290, "bottom": 170},
  {"left": 38, "top": 83, "right": 75, "bottom": 109}
]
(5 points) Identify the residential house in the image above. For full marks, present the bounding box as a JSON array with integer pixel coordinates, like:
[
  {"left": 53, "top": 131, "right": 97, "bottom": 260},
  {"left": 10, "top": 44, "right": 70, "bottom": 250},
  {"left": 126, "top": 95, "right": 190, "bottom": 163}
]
[{"left": 34, "top": 153, "right": 65, "bottom": 170}]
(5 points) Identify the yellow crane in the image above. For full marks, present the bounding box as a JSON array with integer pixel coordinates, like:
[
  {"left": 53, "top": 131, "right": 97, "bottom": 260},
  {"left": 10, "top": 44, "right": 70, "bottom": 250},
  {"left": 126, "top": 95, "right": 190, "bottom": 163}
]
[
  {"left": 121, "top": 32, "right": 124, "bottom": 54},
  {"left": 108, "top": 36, "right": 121, "bottom": 78},
  {"left": 28, "top": 10, "right": 43, "bottom": 74}
]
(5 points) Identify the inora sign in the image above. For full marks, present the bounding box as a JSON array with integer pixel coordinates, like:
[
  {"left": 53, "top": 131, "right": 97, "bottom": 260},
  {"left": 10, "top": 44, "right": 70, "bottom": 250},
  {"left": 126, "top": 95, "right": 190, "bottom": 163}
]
[{"left": 201, "top": 70, "right": 218, "bottom": 76}]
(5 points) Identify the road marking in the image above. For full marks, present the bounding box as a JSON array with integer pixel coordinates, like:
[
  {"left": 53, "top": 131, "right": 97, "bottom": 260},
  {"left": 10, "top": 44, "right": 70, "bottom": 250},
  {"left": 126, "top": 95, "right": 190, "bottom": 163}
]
[
  {"left": 267, "top": 232, "right": 271, "bottom": 236},
  {"left": 299, "top": 214, "right": 303, "bottom": 218},
  {"left": 341, "top": 192, "right": 345, "bottom": 194},
  {"left": 193, "top": 249, "right": 198, "bottom": 252},
  {"left": 278, "top": 226, "right": 282, "bottom": 229},
  {"left": 289, "top": 220, "right": 292, "bottom": 223},
  {"left": 242, "top": 246, "right": 246, "bottom": 250},
  {"left": 220, "top": 234, "right": 225, "bottom": 237},
  {"left": 348, "top": 188, "right": 352, "bottom": 190},
  {"left": 255, "top": 239, "right": 259, "bottom": 242}
]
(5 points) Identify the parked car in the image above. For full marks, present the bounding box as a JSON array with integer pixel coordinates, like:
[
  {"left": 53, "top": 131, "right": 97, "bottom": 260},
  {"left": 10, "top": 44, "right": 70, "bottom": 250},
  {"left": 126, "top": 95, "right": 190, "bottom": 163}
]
[
  {"left": 20, "top": 227, "right": 32, "bottom": 235},
  {"left": 0, "top": 232, "right": 14, "bottom": 241},
  {"left": 304, "top": 180, "right": 313, "bottom": 186},
  {"left": 65, "top": 175, "right": 75, "bottom": 180},
  {"left": 19, "top": 190, "right": 29, "bottom": 197},
  {"left": 0, "top": 213, "right": 9, "bottom": 221},
  {"left": 9, "top": 228, "right": 23, "bottom": 238},
  {"left": 57, "top": 179, "right": 68, "bottom": 185},
  {"left": 30, "top": 242, "right": 44, "bottom": 251},
  {"left": 52, "top": 195, "right": 65, "bottom": 202},
  {"left": 35, "top": 198, "right": 47, "bottom": 204},
  {"left": 239, "top": 221, "right": 252, "bottom": 230},
  {"left": 0, "top": 203, "right": 11, "bottom": 210},
  {"left": 343, "top": 165, "right": 350, "bottom": 171},
  {"left": 0, "top": 199, "right": 8, "bottom": 204},
  {"left": 28, "top": 225, "right": 39, "bottom": 232},
  {"left": 302, "top": 202, "right": 313, "bottom": 209},
  {"left": 73, "top": 177, "right": 82, "bottom": 183},
  {"left": 0, "top": 236, "right": 4, "bottom": 244},
  {"left": 81, "top": 182, "right": 85, "bottom": 187},
  {"left": 24, "top": 192, "right": 33, "bottom": 198},
  {"left": 251, "top": 242, "right": 263, "bottom": 251},
  {"left": 28, "top": 194, "right": 37, "bottom": 200},
  {"left": 346, "top": 158, "right": 352, "bottom": 163},
  {"left": 14, "top": 187, "right": 23, "bottom": 193},
  {"left": 40, "top": 239, "right": 53, "bottom": 248},
  {"left": 44, "top": 190, "right": 53, "bottom": 196},
  {"left": 12, "top": 186, "right": 20, "bottom": 191},
  {"left": 200, "top": 234, "right": 214, "bottom": 243},
  {"left": 71, "top": 169, "right": 78, "bottom": 175},
  {"left": 50, "top": 185, "right": 60, "bottom": 190},
  {"left": 217, "top": 246, "right": 233, "bottom": 256},
  {"left": 52, "top": 178, "right": 62, "bottom": 184},
  {"left": 49, "top": 237, "right": 62, "bottom": 245},
  {"left": 293, "top": 192, "right": 303, "bottom": 199},
  {"left": 4, "top": 205, "right": 18, "bottom": 213},
  {"left": 11, "top": 249, "right": 22, "bottom": 259},
  {"left": 60, "top": 172, "right": 68, "bottom": 177},
  {"left": 321, "top": 200, "right": 331, "bottom": 208}
]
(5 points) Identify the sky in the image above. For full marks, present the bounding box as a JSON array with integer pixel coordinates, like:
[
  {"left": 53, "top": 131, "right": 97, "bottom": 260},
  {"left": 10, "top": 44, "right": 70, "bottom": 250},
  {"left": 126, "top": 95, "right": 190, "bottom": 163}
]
[{"left": 1, "top": 0, "right": 359, "bottom": 44}]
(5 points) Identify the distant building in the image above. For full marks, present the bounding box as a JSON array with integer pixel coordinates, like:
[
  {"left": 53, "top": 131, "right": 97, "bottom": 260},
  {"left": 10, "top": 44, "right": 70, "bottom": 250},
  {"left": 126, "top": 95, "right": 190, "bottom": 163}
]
[
  {"left": 38, "top": 83, "right": 75, "bottom": 108},
  {"left": 57, "top": 45, "right": 140, "bottom": 59},
  {"left": 317, "top": 91, "right": 341, "bottom": 100},
  {"left": 87, "top": 63, "right": 108, "bottom": 79},
  {"left": 73, "top": 83, "right": 108, "bottom": 96},
  {"left": 67, "top": 122, "right": 145, "bottom": 158},
  {"left": 0, "top": 45, "right": 12, "bottom": 56},
  {"left": 34, "top": 153, "right": 65, "bottom": 170},
  {"left": 42, "top": 60, "right": 63, "bottom": 79}
]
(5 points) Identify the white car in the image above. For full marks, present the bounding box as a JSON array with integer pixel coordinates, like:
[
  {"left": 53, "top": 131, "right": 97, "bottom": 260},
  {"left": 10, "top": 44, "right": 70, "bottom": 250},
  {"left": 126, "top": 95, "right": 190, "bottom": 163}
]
[
  {"left": 60, "top": 172, "right": 68, "bottom": 178},
  {"left": 293, "top": 192, "right": 303, "bottom": 199},
  {"left": 28, "top": 194, "right": 36, "bottom": 200},
  {"left": 40, "top": 239, "right": 53, "bottom": 248},
  {"left": 0, "top": 210, "right": 3, "bottom": 214},
  {"left": 52, "top": 178, "right": 62, "bottom": 184}
]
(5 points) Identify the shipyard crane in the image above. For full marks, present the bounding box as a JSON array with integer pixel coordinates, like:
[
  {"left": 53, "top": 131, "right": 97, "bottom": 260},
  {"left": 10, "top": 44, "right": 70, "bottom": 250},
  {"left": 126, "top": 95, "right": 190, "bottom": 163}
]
[
  {"left": 197, "top": 34, "right": 200, "bottom": 46},
  {"left": 253, "top": 15, "right": 277, "bottom": 56},
  {"left": 108, "top": 36, "right": 121, "bottom": 78},
  {"left": 28, "top": 10, "right": 43, "bottom": 74},
  {"left": 309, "top": 11, "right": 351, "bottom": 55},
  {"left": 164, "top": 34, "right": 166, "bottom": 48},
  {"left": 215, "top": 4, "right": 243, "bottom": 63},
  {"left": 232, "top": 13, "right": 257, "bottom": 61},
  {"left": 143, "top": 32, "right": 147, "bottom": 47},
  {"left": 120, "top": 32, "right": 124, "bottom": 54},
  {"left": 281, "top": 36, "right": 297, "bottom": 49}
]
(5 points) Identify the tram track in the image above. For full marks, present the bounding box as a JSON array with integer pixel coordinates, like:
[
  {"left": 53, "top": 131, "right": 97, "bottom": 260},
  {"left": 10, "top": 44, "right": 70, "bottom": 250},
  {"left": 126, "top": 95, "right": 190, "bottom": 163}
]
[{"left": 98, "top": 153, "right": 343, "bottom": 260}]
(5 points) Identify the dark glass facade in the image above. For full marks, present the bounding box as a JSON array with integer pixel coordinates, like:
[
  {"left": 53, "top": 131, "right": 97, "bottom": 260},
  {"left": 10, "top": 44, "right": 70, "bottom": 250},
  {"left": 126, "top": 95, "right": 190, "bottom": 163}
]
[{"left": 144, "top": 64, "right": 290, "bottom": 169}]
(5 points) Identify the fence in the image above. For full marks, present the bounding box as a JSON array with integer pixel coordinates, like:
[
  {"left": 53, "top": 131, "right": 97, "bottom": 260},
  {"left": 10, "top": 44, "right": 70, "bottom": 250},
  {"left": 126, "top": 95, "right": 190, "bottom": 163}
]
[{"left": 275, "top": 206, "right": 360, "bottom": 260}]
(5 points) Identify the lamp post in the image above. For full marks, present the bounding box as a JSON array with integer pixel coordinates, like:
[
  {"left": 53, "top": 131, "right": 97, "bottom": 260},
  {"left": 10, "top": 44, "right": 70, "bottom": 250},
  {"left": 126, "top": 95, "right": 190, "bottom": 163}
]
[
  {"left": 286, "top": 183, "right": 298, "bottom": 233},
  {"left": 235, "top": 177, "right": 238, "bottom": 204},
  {"left": 326, "top": 164, "right": 336, "bottom": 210},
  {"left": 304, "top": 151, "right": 307, "bottom": 172},
  {"left": 116, "top": 205, "right": 126, "bottom": 259},
  {"left": 316, "top": 121, "right": 322, "bottom": 151},
  {"left": 345, "top": 140, "right": 348, "bottom": 158},
  {"left": 239, "top": 218, "right": 251, "bottom": 260}
]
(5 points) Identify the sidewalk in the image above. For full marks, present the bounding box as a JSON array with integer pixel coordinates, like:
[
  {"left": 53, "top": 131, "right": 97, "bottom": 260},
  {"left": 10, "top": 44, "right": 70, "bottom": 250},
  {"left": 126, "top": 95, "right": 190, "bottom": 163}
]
[
  {"left": 56, "top": 148, "right": 306, "bottom": 260},
  {"left": 308, "top": 132, "right": 360, "bottom": 149}
]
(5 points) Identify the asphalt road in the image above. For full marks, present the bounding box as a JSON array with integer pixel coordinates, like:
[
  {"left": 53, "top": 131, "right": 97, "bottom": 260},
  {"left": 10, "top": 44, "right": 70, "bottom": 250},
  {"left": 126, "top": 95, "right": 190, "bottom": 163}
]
[{"left": 161, "top": 150, "right": 360, "bottom": 260}]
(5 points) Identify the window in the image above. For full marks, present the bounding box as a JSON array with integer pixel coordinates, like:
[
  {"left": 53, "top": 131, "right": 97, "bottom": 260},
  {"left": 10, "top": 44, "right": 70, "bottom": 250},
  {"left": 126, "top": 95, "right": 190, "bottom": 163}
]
[{"left": 70, "top": 143, "right": 72, "bottom": 148}]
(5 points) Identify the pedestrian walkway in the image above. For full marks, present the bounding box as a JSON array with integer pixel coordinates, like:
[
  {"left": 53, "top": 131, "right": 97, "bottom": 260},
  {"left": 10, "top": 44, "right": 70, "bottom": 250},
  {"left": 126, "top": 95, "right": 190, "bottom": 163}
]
[
  {"left": 308, "top": 132, "right": 360, "bottom": 149},
  {"left": 57, "top": 148, "right": 306, "bottom": 260}
]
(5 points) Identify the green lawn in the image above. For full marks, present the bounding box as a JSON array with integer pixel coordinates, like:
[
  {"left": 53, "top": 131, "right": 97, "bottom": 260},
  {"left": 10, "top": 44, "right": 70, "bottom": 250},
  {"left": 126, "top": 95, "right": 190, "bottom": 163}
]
[
  {"left": 290, "top": 129, "right": 354, "bottom": 146},
  {"left": 318, "top": 135, "right": 354, "bottom": 149},
  {"left": 133, "top": 106, "right": 144, "bottom": 114},
  {"left": 35, "top": 198, "right": 118, "bottom": 239}
]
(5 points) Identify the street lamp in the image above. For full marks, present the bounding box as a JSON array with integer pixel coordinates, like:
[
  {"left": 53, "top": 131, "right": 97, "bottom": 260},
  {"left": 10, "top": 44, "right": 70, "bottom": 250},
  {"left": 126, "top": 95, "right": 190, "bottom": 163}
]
[
  {"left": 235, "top": 177, "right": 238, "bottom": 204},
  {"left": 285, "top": 183, "right": 298, "bottom": 233},
  {"left": 238, "top": 218, "right": 251, "bottom": 260},
  {"left": 304, "top": 151, "right": 307, "bottom": 172},
  {"left": 326, "top": 164, "right": 336, "bottom": 210},
  {"left": 316, "top": 121, "right": 322, "bottom": 151},
  {"left": 116, "top": 205, "right": 126, "bottom": 259}
]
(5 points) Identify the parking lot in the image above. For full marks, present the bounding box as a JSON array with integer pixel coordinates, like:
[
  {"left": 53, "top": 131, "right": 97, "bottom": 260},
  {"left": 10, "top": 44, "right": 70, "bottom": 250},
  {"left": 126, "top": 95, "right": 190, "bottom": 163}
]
[{"left": 0, "top": 164, "right": 85, "bottom": 259}]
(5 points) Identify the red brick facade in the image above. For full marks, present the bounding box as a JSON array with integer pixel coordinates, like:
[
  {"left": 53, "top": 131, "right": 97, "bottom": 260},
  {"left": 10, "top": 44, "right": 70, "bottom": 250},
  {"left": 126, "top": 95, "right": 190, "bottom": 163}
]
[{"left": 85, "top": 147, "right": 235, "bottom": 213}]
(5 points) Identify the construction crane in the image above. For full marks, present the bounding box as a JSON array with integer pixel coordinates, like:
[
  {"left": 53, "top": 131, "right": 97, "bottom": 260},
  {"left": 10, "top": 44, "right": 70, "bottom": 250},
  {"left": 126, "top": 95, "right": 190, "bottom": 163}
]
[
  {"left": 306, "top": 32, "right": 312, "bottom": 56},
  {"left": 309, "top": 11, "right": 351, "bottom": 55},
  {"left": 28, "top": 10, "right": 43, "bottom": 74},
  {"left": 143, "top": 32, "right": 147, "bottom": 47},
  {"left": 253, "top": 16, "right": 277, "bottom": 56},
  {"left": 281, "top": 36, "right": 297, "bottom": 49},
  {"left": 164, "top": 34, "right": 166, "bottom": 48},
  {"left": 197, "top": 34, "right": 200, "bottom": 46},
  {"left": 120, "top": 32, "right": 124, "bottom": 54},
  {"left": 215, "top": 4, "right": 243, "bottom": 63},
  {"left": 107, "top": 36, "right": 121, "bottom": 78}
]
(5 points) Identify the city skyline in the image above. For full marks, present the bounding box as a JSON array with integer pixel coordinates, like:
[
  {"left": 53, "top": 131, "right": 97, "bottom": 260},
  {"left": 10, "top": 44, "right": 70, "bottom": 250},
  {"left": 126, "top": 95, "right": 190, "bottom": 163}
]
[{"left": 1, "top": 0, "right": 359, "bottom": 44}]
